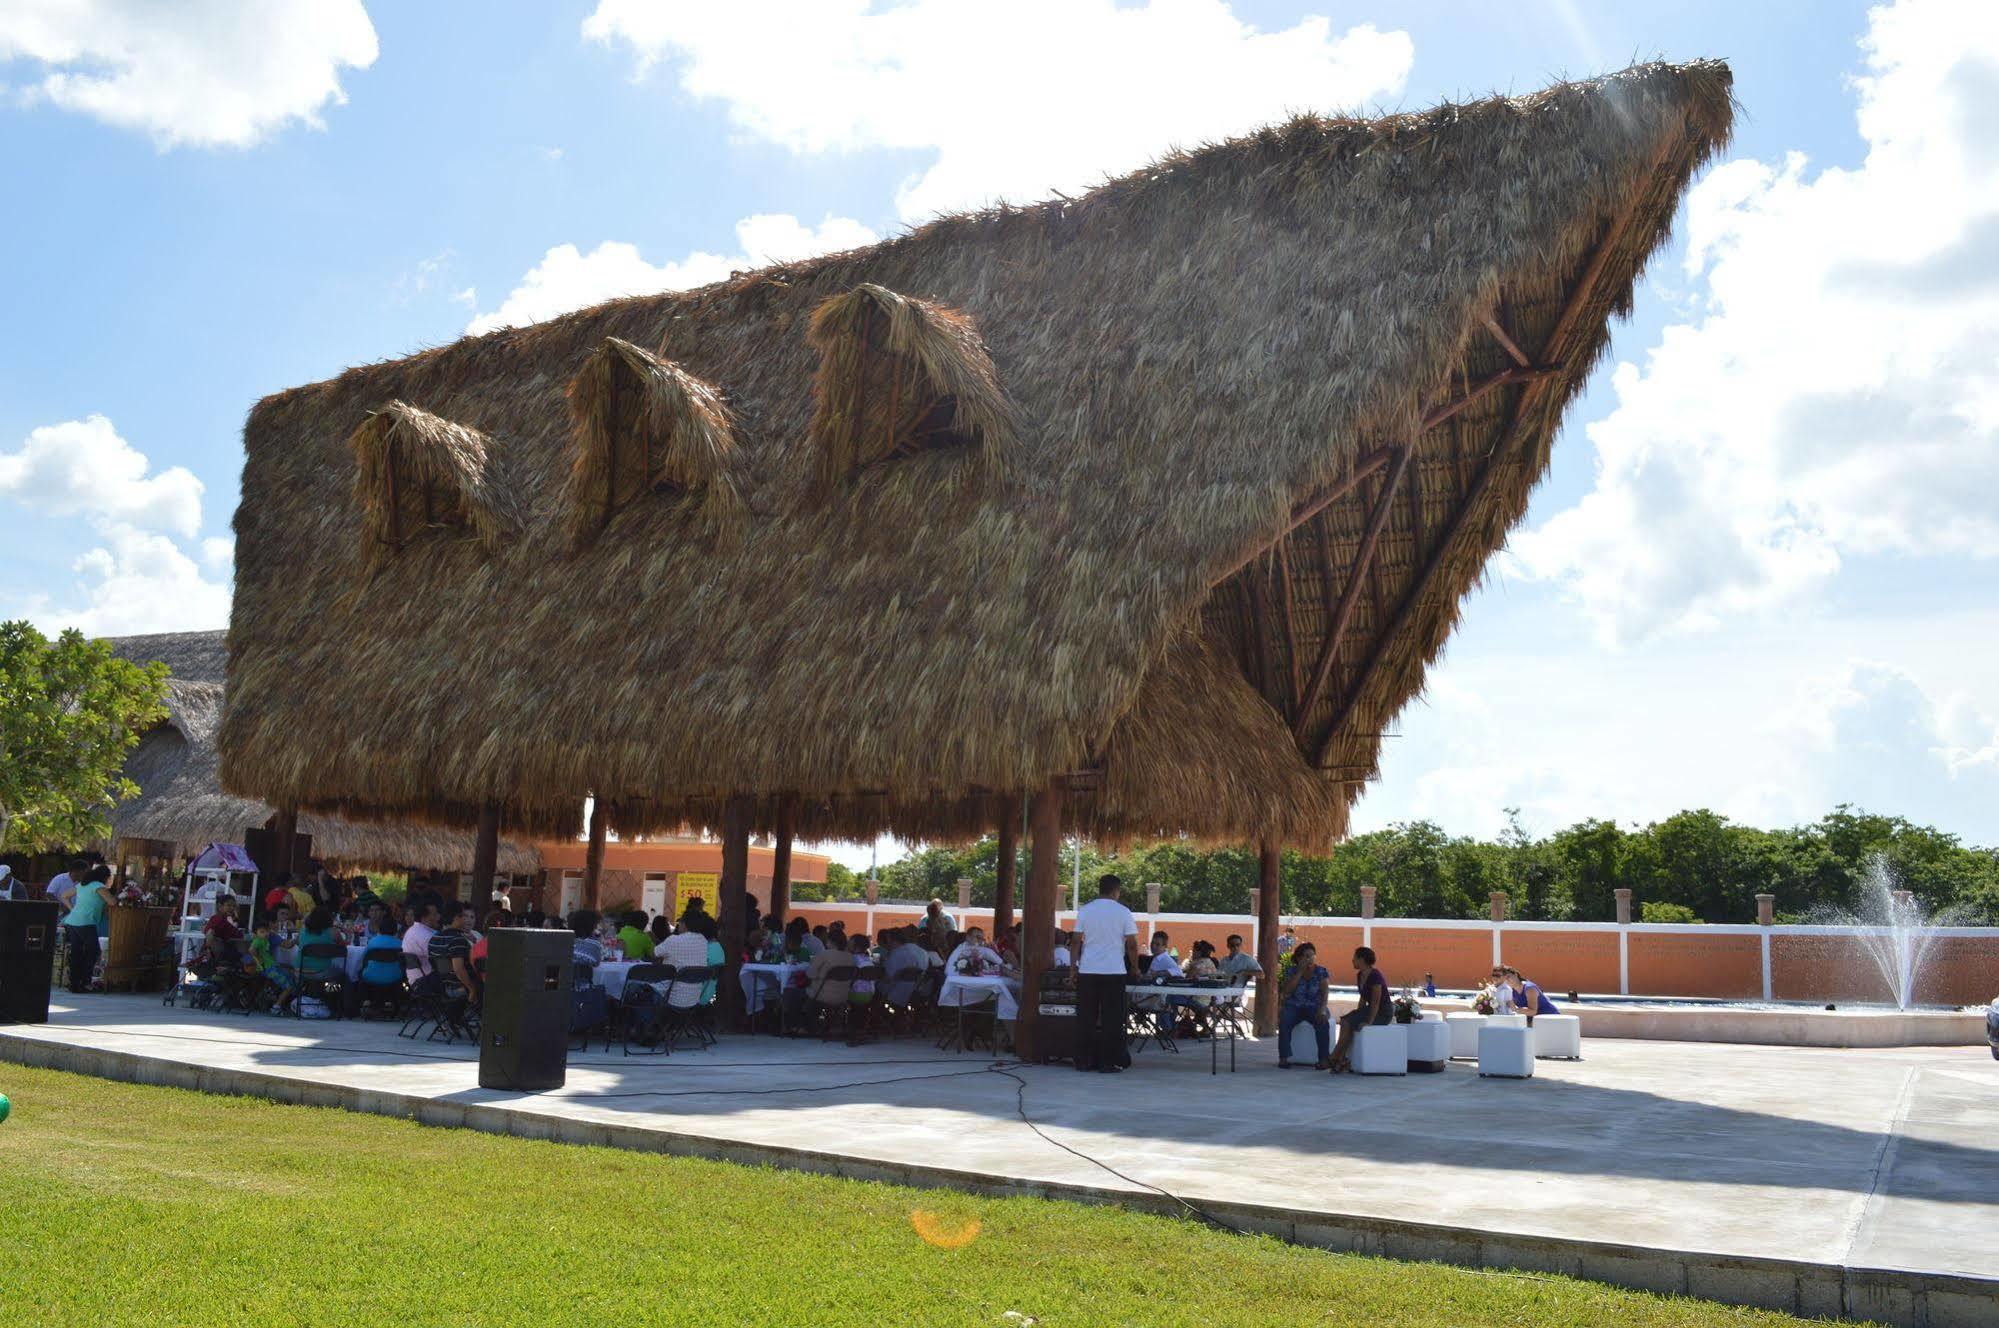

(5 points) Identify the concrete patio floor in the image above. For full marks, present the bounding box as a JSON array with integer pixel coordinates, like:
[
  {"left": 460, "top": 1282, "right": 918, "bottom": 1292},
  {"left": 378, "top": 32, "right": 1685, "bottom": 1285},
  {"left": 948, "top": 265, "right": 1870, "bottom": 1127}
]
[{"left": 4, "top": 994, "right": 1995, "bottom": 1326}]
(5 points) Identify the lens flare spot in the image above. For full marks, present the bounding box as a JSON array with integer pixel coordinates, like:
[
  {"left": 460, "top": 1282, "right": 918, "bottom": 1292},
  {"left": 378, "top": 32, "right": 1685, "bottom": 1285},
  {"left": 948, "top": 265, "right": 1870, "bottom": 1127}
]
[{"left": 909, "top": 1208, "right": 982, "bottom": 1248}]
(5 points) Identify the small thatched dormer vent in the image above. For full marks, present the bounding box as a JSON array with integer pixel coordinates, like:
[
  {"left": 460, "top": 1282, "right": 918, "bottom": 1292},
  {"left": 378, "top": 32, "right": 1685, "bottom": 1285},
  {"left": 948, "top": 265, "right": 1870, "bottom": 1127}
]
[
  {"left": 807, "top": 283, "right": 1017, "bottom": 485},
  {"left": 350, "top": 401, "right": 515, "bottom": 566},
  {"left": 564, "top": 336, "right": 741, "bottom": 544}
]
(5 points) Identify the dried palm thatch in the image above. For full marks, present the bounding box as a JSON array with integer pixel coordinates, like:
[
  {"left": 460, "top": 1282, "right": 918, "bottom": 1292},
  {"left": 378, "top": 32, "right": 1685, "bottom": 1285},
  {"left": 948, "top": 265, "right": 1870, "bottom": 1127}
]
[
  {"left": 563, "top": 336, "right": 744, "bottom": 545},
  {"left": 222, "top": 63, "right": 1733, "bottom": 851},
  {"left": 107, "top": 662, "right": 539, "bottom": 874},
  {"left": 807, "top": 283, "right": 1018, "bottom": 487},
  {"left": 351, "top": 400, "right": 518, "bottom": 568}
]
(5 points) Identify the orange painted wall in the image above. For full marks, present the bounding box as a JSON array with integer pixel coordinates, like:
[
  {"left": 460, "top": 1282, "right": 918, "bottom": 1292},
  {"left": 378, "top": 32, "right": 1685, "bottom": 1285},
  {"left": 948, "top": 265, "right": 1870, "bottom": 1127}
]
[
  {"left": 1911, "top": 936, "right": 1999, "bottom": 1006},
  {"left": 1363, "top": 926, "right": 1491, "bottom": 989},
  {"left": 1628, "top": 932, "right": 1762, "bottom": 999},
  {"left": 535, "top": 839, "right": 829, "bottom": 882},
  {"left": 1501, "top": 929, "right": 1623, "bottom": 995},
  {"left": 1770, "top": 934, "right": 1910, "bottom": 1004}
]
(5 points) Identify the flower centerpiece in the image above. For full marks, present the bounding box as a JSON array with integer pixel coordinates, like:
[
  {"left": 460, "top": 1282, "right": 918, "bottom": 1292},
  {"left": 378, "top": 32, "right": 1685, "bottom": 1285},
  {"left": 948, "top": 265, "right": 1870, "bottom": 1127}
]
[
  {"left": 1471, "top": 989, "right": 1498, "bottom": 1015},
  {"left": 954, "top": 952, "right": 996, "bottom": 977},
  {"left": 1392, "top": 989, "right": 1421, "bottom": 1024}
]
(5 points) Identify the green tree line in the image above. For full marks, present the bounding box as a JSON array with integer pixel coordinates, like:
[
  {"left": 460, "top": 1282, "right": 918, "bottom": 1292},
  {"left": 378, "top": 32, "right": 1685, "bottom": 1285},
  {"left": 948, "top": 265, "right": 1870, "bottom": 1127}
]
[{"left": 793, "top": 806, "right": 1999, "bottom": 925}]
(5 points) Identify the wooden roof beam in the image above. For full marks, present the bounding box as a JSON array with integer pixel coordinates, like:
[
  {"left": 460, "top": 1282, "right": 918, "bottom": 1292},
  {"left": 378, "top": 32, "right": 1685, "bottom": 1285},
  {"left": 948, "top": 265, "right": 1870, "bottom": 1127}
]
[
  {"left": 1291, "top": 443, "right": 1413, "bottom": 743},
  {"left": 1316, "top": 122, "right": 1686, "bottom": 770},
  {"left": 1421, "top": 364, "right": 1558, "bottom": 433},
  {"left": 1481, "top": 311, "right": 1532, "bottom": 368},
  {"left": 1208, "top": 444, "right": 1397, "bottom": 589}
]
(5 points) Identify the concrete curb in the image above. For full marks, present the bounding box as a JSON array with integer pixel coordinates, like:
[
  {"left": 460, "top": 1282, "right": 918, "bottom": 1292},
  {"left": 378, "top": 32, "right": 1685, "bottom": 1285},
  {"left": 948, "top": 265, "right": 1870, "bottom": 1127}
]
[{"left": 4, "top": 1031, "right": 1994, "bottom": 1328}]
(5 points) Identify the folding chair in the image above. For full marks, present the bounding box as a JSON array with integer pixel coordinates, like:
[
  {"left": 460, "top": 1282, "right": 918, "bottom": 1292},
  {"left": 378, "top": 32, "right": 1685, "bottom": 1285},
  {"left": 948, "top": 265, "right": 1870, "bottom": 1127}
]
[
  {"left": 878, "top": 965, "right": 927, "bottom": 1037},
  {"left": 618, "top": 963, "right": 674, "bottom": 1055},
  {"left": 807, "top": 964, "right": 857, "bottom": 1041},
  {"left": 660, "top": 966, "right": 715, "bottom": 1049},
  {"left": 1125, "top": 978, "right": 1179, "bottom": 1055},
  {"left": 399, "top": 955, "right": 443, "bottom": 1039},
  {"left": 744, "top": 968, "right": 788, "bottom": 1036},
  {"left": 296, "top": 942, "right": 348, "bottom": 1020}
]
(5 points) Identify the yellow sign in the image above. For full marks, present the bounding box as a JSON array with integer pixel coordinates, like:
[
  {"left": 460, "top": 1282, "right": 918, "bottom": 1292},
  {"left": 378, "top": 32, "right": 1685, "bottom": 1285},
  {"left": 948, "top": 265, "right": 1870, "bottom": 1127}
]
[{"left": 674, "top": 872, "right": 718, "bottom": 920}]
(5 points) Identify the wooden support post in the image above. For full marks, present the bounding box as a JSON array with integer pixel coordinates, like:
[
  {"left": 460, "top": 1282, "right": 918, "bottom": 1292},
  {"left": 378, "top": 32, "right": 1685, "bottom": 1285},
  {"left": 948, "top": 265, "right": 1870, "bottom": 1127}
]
[
  {"left": 270, "top": 805, "right": 298, "bottom": 884},
  {"left": 1255, "top": 840, "right": 1282, "bottom": 1037},
  {"left": 768, "top": 793, "right": 797, "bottom": 927},
  {"left": 993, "top": 793, "right": 1021, "bottom": 937},
  {"left": 471, "top": 801, "right": 501, "bottom": 911},
  {"left": 582, "top": 797, "right": 607, "bottom": 910},
  {"left": 1015, "top": 780, "right": 1063, "bottom": 1063},
  {"left": 718, "top": 793, "right": 754, "bottom": 1027}
]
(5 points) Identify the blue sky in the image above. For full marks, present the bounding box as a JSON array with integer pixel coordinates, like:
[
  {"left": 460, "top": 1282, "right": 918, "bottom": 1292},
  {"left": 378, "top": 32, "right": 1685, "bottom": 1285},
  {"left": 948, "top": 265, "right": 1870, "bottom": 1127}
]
[{"left": 3, "top": 1, "right": 1994, "bottom": 858}]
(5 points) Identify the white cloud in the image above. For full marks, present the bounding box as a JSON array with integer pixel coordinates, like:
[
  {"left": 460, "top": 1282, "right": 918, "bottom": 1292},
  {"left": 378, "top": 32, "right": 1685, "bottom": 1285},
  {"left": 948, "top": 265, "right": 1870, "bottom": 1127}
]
[
  {"left": 0, "top": 414, "right": 203, "bottom": 538},
  {"left": 1, "top": 416, "right": 230, "bottom": 635},
  {"left": 1357, "top": 609, "right": 1999, "bottom": 845},
  {"left": 1510, "top": 0, "right": 1999, "bottom": 643},
  {"left": 0, "top": 0, "right": 378, "bottom": 149},
  {"left": 57, "top": 523, "right": 232, "bottom": 635},
  {"left": 583, "top": 0, "right": 1412, "bottom": 221},
  {"left": 468, "top": 213, "right": 877, "bottom": 334}
]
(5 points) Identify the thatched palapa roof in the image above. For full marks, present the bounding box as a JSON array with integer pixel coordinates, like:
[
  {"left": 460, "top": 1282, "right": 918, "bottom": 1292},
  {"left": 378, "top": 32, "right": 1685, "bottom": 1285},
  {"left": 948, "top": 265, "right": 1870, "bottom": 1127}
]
[
  {"left": 108, "top": 633, "right": 540, "bottom": 873},
  {"left": 221, "top": 63, "right": 1732, "bottom": 850}
]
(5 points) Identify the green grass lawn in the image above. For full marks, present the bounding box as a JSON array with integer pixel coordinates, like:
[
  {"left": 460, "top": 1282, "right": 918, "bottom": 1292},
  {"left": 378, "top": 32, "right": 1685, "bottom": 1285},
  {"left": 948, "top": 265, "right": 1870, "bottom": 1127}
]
[{"left": 0, "top": 1063, "right": 1840, "bottom": 1328}]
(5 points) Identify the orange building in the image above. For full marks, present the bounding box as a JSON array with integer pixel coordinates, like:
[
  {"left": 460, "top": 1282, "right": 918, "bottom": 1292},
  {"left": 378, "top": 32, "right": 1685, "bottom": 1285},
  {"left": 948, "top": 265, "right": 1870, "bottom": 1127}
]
[{"left": 532, "top": 836, "right": 829, "bottom": 921}]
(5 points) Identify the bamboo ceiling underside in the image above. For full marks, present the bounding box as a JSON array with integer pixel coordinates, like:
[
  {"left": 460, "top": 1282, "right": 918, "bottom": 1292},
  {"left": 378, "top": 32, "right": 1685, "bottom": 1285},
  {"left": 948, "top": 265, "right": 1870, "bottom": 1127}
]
[{"left": 1204, "top": 125, "right": 1694, "bottom": 790}]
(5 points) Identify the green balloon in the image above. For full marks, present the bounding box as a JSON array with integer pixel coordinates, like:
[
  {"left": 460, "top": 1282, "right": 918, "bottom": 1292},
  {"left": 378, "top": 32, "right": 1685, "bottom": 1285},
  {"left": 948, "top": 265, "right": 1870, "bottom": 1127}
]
[{"left": 0, "top": 1094, "right": 10, "bottom": 1124}]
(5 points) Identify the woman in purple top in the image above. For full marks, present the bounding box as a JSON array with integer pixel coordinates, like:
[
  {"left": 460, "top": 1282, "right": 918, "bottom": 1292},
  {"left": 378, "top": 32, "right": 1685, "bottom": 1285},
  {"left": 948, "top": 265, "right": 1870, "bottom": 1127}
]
[
  {"left": 1330, "top": 945, "right": 1391, "bottom": 1073},
  {"left": 1502, "top": 966, "right": 1559, "bottom": 1020}
]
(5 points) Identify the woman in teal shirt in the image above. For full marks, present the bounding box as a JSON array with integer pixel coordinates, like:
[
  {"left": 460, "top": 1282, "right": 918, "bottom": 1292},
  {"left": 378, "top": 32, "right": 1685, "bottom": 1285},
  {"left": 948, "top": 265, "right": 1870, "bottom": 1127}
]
[{"left": 61, "top": 864, "right": 113, "bottom": 994}]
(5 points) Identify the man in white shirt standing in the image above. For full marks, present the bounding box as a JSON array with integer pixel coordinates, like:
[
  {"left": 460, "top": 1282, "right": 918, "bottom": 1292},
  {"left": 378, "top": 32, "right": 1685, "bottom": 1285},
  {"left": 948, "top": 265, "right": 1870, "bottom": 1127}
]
[{"left": 1071, "top": 874, "right": 1139, "bottom": 1073}]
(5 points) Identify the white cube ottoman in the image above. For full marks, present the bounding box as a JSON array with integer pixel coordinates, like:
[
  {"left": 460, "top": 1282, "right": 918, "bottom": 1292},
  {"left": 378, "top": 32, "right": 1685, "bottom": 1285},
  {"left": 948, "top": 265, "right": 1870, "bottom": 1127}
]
[
  {"left": 1404, "top": 1018, "right": 1449, "bottom": 1072},
  {"left": 1445, "top": 1012, "right": 1485, "bottom": 1059},
  {"left": 1352, "top": 1023, "right": 1407, "bottom": 1075},
  {"left": 1531, "top": 1013, "right": 1582, "bottom": 1060},
  {"left": 1478, "top": 1021, "right": 1535, "bottom": 1078}
]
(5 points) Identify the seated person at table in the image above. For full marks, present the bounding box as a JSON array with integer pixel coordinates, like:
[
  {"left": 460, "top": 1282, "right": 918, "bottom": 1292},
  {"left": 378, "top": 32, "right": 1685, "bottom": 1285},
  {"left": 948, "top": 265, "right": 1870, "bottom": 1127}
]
[
  {"left": 661, "top": 919, "right": 710, "bottom": 1008},
  {"left": 201, "top": 896, "right": 245, "bottom": 972},
  {"left": 1185, "top": 939, "right": 1219, "bottom": 978},
  {"left": 805, "top": 936, "right": 856, "bottom": 1031},
  {"left": 944, "top": 927, "right": 1003, "bottom": 975},
  {"left": 1277, "top": 942, "right": 1332, "bottom": 1069},
  {"left": 1050, "top": 931, "right": 1074, "bottom": 968},
  {"left": 1501, "top": 965, "right": 1559, "bottom": 1022},
  {"left": 744, "top": 925, "right": 770, "bottom": 962},
  {"left": 778, "top": 916, "right": 811, "bottom": 959},
  {"left": 402, "top": 902, "right": 440, "bottom": 978},
  {"left": 845, "top": 934, "right": 878, "bottom": 1039},
  {"left": 296, "top": 905, "right": 341, "bottom": 984},
  {"left": 649, "top": 915, "right": 673, "bottom": 954},
  {"left": 882, "top": 928, "right": 931, "bottom": 992},
  {"left": 1144, "top": 931, "right": 1183, "bottom": 977},
  {"left": 428, "top": 904, "right": 481, "bottom": 1011},
  {"left": 1219, "top": 933, "right": 1262, "bottom": 978},
  {"left": 248, "top": 920, "right": 299, "bottom": 1010},
  {"left": 804, "top": 924, "right": 829, "bottom": 957},
  {"left": 995, "top": 924, "right": 1020, "bottom": 962},
  {"left": 617, "top": 911, "right": 656, "bottom": 960},
  {"left": 567, "top": 910, "right": 605, "bottom": 969},
  {"left": 697, "top": 913, "right": 725, "bottom": 1004},
  {"left": 270, "top": 904, "right": 298, "bottom": 948},
  {"left": 349, "top": 916, "right": 407, "bottom": 1013},
  {"left": 1330, "top": 946, "right": 1391, "bottom": 1073}
]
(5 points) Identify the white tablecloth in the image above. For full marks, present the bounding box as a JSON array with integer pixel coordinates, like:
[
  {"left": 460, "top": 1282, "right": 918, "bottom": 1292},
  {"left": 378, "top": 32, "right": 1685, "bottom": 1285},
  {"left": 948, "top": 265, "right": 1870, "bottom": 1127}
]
[
  {"left": 593, "top": 960, "right": 643, "bottom": 1000},
  {"left": 739, "top": 962, "right": 808, "bottom": 1013},
  {"left": 1129, "top": 981, "right": 1250, "bottom": 1008},
  {"left": 275, "top": 943, "right": 370, "bottom": 980},
  {"left": 937, "top": 973, "right": 1021, "bottom": 1022}
]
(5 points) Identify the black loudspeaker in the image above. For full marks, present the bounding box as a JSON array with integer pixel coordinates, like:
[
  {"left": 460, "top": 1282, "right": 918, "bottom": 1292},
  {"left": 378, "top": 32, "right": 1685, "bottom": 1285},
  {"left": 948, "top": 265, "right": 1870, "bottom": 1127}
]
[
  {"left": 0, "top": 900, "right": 62, "bottom": 1024},
  {"left": 479, "top": 928, "right": 573, "bottom": 1091},
  {"left": 1033, "top": 969, "right": 1080, "bottom": 1065}
]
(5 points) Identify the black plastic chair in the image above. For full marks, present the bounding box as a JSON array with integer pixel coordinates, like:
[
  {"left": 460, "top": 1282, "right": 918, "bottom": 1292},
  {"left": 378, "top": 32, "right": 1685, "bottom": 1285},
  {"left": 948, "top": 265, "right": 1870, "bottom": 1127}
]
[
  {"left": 296, "top": 942, "right": 348, "bottom": 1020},
  {"left": 618, "top": 963, "right": 674, "bottom": 1055},
  {"left": 807, "top": 964, "right": 858, "bottom": 1041},
  {"left": 660, "top": 965, "right": 716, "bottom": 1049}
]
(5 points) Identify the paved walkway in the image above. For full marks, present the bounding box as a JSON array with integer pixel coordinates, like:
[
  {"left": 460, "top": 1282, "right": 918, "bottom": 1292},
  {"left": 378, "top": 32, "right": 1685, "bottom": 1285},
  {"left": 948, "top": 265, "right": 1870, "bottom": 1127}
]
[{"left": 5, "top": 996, "right": 1996, "bottom": 1326}]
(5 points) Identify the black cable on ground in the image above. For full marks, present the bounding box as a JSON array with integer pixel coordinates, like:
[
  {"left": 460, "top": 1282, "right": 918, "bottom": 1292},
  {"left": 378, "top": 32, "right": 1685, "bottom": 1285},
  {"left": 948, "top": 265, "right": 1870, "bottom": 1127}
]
[{"left": 983, "top": 1062, "right": 1250, "bottom": 1237}]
